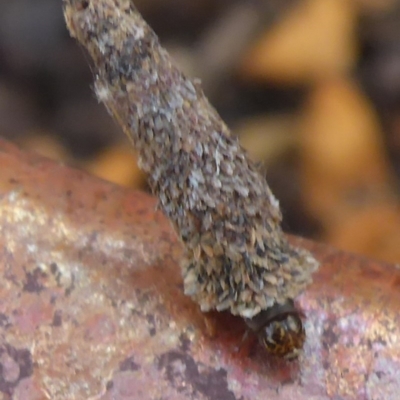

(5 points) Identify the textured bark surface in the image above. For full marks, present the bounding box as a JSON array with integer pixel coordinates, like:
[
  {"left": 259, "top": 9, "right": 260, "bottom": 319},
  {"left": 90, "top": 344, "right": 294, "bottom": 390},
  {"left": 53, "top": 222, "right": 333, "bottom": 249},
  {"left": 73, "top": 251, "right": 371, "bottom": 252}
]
[
  {"left": 0, "top": 139, "right": 399, "bottom": 399},
  {"left": 62, "top": 0, "right": 318, "bottom": 319}
]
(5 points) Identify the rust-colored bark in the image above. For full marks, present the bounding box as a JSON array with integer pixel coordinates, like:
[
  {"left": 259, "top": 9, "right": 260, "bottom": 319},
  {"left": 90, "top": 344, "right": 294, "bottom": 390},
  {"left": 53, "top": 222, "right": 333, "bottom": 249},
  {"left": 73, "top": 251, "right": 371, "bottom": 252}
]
[{"left": 0, "top": 139, "right": 398, "bottom": 399}]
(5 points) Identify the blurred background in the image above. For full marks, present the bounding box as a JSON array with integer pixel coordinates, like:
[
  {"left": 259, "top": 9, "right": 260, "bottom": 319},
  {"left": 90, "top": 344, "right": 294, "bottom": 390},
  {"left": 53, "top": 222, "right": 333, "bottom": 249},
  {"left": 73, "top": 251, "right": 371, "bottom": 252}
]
[{"left": 0, "top": 0, "right": 400, "bottom": 263}]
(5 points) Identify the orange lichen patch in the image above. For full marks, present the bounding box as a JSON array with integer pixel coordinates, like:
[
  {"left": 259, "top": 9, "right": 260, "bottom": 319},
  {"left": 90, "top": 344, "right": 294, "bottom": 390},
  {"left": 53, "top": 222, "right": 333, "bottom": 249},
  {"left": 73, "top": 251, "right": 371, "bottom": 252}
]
[
  {"left": 327, "top": 202, "right": 400, "bottom": 264},
  {"left": 241, "top": 0, "right": 357, "bottom": 84},
  {"left": 236, "top": 115, "right": 296, "bottom": 163},
  {"left": 353, "top": 0, "right": 396, "bottom": 13},
  {"left": 299, "top": 78, "right": 396, "bottom": 218},
  {"left": 17, "top": 132, "right": 70, "bottom": 162},
  {"left": 297, "top": 78, "right": 400, "bottom": 263},
  {"left": 84, "top": 144, "right": 146, "bottom": 188}
]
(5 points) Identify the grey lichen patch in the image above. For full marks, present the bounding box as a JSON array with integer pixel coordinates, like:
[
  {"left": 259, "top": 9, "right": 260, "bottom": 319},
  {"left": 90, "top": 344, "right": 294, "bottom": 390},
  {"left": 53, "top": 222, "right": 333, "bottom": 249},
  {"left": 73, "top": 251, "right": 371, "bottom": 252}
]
[
  {"left": 157, "top": 350, "right": 237, "bottom": 400},
  {"left": 0, "top": 344, "right": 33, "bottom": 396},
  {"left": 52, "top": 310, "right": 63, "bottom": 327},
  {"left": 119, "top": 356, "right": 140, "bottom": 372},
  {"left": 63, "top": 0, "right": 318, "bottom": 319},
  {"left": 23, "top": 267, "right": 47, "bottom": 293}
]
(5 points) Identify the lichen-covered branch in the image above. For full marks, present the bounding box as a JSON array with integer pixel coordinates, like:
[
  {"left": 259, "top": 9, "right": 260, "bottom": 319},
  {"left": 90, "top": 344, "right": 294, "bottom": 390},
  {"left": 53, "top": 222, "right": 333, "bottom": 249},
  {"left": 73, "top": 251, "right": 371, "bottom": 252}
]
[{"left": 62, "top": 0, "right": 318, "bottom": 319}]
